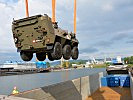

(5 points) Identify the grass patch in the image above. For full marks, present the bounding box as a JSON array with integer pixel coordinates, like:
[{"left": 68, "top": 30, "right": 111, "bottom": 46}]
[
  {"left": 93, "top": 64, "right": 107, "bottom": 68},
  {"left": 127, "top": 64, "right": 133, "bottom": 67}
]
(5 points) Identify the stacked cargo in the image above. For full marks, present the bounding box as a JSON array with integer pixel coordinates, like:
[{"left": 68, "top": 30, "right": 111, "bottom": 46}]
[
  {"left": 119, "top": 75, "right": 130, "bottom": 87},
  {"left": 36, "top": 62, "right": 47, "bottom": 69},
  {"left": 108, "top": 76, "right": 119, "bottom": 87},
  {"left": 101, "top": 77, "right": 108, "bottom": 86},
  {"left": 101, "top": 75, "right": 130, "bottom": 87}
]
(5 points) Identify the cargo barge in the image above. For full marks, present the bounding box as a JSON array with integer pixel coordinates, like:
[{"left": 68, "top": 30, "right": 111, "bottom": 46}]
[
  {"left": 0, "top": 69, "right": 131, "bottom": 100},
  {"left": 0, "top": 62, "right": 50, "bottom": 76}
]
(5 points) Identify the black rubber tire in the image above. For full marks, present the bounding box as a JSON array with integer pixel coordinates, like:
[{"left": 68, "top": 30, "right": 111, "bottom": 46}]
[
  {"left": 48, "top": 53, "right": 54, "bottom": 61},
  {"left": 71, "top": 47, "right": 79, "bottom": 60},
  {"left": 20, "top": 51, "right": 33, "bottom": 61},
  {"left": 36, "top": 52, "right": 46, "bottom": 61},
  {"left": 52, "top": 42, "right": 62, "bottom": 60},
  {"left": 63, "top": 45, "right": 71, "bottom": 60}
]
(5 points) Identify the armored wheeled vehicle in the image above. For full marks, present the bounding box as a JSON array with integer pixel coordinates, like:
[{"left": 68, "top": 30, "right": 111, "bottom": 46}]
[{"left": 12, "top": 14, "right": 79, "bottom": 61}]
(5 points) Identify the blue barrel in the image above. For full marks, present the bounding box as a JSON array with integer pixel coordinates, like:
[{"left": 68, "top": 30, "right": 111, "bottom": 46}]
[
  {"left": 119, "top": 75, "right": 130, "bottom": 87},
  {"left": 107, "top": 75, "right": 120, "bottom": 87},
  {"left": 101, "top": 77, "right": 108, "bottom": 86},
  {"left": 102, "top": 75, "right": 130, "bottom": 87}
]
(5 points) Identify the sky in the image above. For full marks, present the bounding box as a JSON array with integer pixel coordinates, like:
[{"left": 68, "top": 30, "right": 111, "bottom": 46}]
[{"left": 0, "top": 0, "right": 133, "bottom": 63}]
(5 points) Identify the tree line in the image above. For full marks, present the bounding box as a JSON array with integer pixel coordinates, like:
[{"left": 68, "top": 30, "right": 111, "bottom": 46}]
[{"left": 124, "top": 56, "right": 133, "bottom": 64}]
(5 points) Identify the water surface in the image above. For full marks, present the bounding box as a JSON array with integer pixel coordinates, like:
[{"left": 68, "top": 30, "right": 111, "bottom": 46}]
[{"left": 0, "top": 68, "right": 105, "bottom": 95}]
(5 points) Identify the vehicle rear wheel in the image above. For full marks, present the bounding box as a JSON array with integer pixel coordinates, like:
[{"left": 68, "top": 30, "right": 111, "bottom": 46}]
[
  {"left": 52, "top": 42, "right": 62, "bottom": 60},
  {"left": 48, "top": 53, "right": 54, "bottom": 61},
  {"left": 71, "top": 47, "right": 79, "bottom": 60},
  {"left": 20, "top": 51, "right": 33, "bottom": 61},
  {"left": 63, "top": 45, "right": 71, "bottom": 60},
  {"left": 36, "top": 52, "right": 46, "bottom": 61}
]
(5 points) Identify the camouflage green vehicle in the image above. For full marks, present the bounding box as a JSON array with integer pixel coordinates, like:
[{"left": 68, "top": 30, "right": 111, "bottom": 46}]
[{"left": 12, "top": 14, "right": 79, "bottom": 61}]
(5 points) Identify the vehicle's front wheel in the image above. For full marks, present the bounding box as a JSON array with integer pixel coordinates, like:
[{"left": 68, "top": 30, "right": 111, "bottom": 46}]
[
  {"left": 36, "top": 52, "right": 46, "bottom": 61},
  {"left": 63, "top": 45, "right": 71, "bottom": 60},
  {"left": 20, "top": 51, "right": 33, "bottom": 61},
  {"left": 52, "top": 42, "right": 62, "bottom": 60},
  {"left": 71, "top": 47, "right": 79, "bottom": 60},
  {"left": 48, "top": 53, "right": 54, "bottom": 61}
]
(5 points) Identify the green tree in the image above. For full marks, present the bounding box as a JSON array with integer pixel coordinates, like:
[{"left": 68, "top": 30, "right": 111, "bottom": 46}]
[{"left": 124, "top": 56, "right": 133, "bottom": 64}]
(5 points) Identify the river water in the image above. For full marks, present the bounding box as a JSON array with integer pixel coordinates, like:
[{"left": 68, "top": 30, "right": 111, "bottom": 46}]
[{"left": 0, "top": 68, "right": 105, "bottom": 95}]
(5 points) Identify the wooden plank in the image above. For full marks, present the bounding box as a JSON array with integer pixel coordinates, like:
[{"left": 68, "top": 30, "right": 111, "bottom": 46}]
[{"left": 86, "top": 87, "right": 131, "bottom": 100}]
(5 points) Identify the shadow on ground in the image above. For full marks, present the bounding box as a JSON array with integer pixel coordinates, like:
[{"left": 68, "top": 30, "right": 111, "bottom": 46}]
[{"left": 15, "top": 80, "right": 82, "bottom": 100}]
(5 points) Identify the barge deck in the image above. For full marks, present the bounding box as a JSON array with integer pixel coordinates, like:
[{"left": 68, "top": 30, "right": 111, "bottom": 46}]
[{"left": 87, "top": 87, "right": 131, "bottom": 100}]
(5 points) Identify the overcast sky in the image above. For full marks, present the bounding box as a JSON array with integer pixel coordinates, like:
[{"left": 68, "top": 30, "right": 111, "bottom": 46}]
[{"left": 0, "top": 0, "right": 133, "bottom": 63}]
